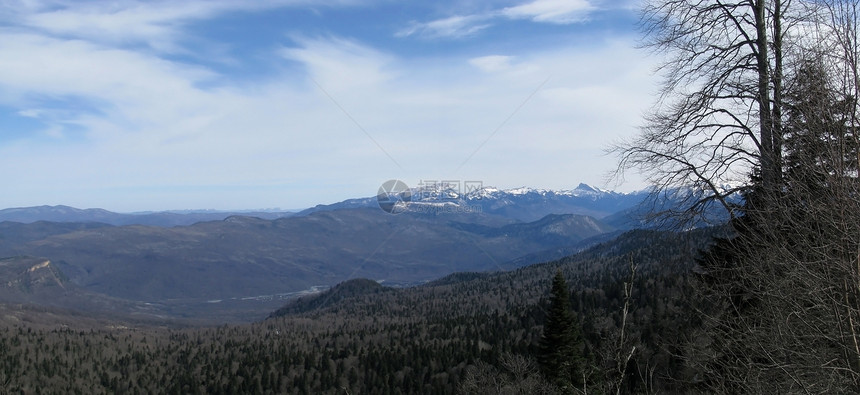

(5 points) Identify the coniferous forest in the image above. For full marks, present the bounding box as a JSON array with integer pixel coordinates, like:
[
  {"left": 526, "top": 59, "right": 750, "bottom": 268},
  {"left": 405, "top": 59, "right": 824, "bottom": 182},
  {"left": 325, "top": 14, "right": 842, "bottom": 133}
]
[{"left": 0, "top": 229, "right": 715, "bottom": 394}]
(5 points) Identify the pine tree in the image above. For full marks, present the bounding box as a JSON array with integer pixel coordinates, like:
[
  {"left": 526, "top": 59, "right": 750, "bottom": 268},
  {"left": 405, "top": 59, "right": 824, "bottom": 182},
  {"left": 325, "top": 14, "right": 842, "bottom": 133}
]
[
  {"left": 538, "top": 270, "right": 584, "bottom": 390},
  {"left": 784, "top": 58, "right": 857, "bottom": 195}
]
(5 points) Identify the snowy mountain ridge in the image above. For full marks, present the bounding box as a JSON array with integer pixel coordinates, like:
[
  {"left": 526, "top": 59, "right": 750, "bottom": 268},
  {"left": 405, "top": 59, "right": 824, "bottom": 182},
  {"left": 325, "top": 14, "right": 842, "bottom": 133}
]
[
  {"left": 301, "top": 182, "right": 649, "bottom": 222},
  {"left": 401, "top": 182, "right": 631, "bottom": 201}
]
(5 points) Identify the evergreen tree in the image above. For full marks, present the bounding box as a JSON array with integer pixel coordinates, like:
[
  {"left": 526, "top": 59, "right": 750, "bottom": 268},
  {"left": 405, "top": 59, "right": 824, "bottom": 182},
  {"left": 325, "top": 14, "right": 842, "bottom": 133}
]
[
  {"left": 783, "top": 58, "right": 857, "bottom": 195},
  {"left": 538, "top": 270, "right": 584, "bottom": 390}
]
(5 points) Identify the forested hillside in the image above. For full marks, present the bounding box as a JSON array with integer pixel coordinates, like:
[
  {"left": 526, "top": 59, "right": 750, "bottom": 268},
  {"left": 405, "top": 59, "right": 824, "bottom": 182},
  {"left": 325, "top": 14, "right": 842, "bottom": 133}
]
[{"left": 0, "top": 229, "right": 716, "bottom": 394}]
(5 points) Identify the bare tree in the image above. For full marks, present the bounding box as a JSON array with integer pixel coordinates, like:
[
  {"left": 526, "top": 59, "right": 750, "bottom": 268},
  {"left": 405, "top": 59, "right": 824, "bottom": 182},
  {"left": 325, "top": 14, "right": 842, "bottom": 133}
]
[
  {"left": 459, "top": 353, "right": 559, "bottom": 395},
  {"left": 612, "top": 0, "right": 792, "bottom": 224},
  {"left": 600, "top": 257, "right": 641, "bottom": 395}
]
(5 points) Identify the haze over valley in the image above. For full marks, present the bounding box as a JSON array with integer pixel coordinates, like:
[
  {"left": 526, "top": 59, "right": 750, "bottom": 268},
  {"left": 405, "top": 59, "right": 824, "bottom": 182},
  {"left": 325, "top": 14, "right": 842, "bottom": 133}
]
[{"left": 0, "top": 183, "right": 644, "bottom": 322}]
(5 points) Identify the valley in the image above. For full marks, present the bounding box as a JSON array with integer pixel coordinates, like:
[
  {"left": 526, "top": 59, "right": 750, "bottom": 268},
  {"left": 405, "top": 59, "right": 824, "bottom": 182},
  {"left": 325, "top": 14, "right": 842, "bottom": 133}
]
[
  {"left": 0, "top": 184, "right": 701, "bottom": 393},
  {"left": 0, "top": 185, "right": 643, "bottom": 323}
]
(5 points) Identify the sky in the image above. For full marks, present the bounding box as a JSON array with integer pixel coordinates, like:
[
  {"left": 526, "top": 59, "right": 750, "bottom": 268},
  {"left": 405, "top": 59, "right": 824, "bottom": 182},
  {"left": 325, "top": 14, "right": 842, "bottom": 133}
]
[{"left": 0, "top": 0, "right": 656, "bottom": 212}]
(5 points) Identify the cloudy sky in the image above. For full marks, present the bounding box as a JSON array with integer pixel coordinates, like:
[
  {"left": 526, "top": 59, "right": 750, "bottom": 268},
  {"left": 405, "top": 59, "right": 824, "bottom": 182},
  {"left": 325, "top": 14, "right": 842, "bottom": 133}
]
[{"left": 0, "top": 0, "right": 655, "bottom": 212}]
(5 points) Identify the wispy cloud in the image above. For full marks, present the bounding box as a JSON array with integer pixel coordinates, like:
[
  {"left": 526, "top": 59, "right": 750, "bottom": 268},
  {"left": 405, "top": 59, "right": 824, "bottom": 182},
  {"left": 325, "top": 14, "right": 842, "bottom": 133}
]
[
  {"left": 0, "top": 0, "right": 651, "bottom": 210},
  {"left": 281, "top": 36, "right": 395, "bottom": 89},
  {"left": 397, "top": 14, "right": 493, "bottom": 39},
  {"left": 3, "top": 0, "right": 359, "bottom": 52},
  {"left": 469, "top": 55, "right": 515, "bottom": 73},
  {"left": 4, "top": 1, "right": 232, "bottom": 53},
  {"left": 501, "top": 0, "right": 595, "bottom": 24},
  {"left": 398, "top": 0, "right": 599, "bottom": 39}
]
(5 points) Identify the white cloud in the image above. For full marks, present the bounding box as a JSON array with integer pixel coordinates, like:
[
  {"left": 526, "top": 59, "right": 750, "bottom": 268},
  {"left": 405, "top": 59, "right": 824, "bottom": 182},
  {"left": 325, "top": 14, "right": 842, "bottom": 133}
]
[
  {"left": 3, "top": 1, "right": 233, "bottom": 53},
  {"left": 4, "top": 0, "right": 361, "bottom": 52},
  {"left": 17, "top": 109, "right": 41, "bottom": 118},
  {"left": 281, "top": 36, "right": 396, "bottom": 90},
  {"left": 22, "top": 4, "right": 184, "bottom": 52},
  {"left": 469, "top": 55, "right": 514, "bottom": 72},
  {"left": 0, "top": 34, "right": 655, "bottom": 209},
  {"left": 397, "top": 0, "right": 598, "bottom": 39},
  {"left": 397, "top": 14, "right": 492, "bottom": 39},
  {"left": 501, "top": 0, "right": 595, "bottom": 24},
  {"left": 0, "top": 1, "right": 652, "bottom": 210}
]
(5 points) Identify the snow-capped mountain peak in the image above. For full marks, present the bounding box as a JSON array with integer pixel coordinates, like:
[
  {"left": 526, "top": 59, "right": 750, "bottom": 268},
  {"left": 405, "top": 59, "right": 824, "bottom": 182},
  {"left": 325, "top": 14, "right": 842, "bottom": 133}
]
[{"left": 298, "top": 183, "right": 650, "bottom": 222}]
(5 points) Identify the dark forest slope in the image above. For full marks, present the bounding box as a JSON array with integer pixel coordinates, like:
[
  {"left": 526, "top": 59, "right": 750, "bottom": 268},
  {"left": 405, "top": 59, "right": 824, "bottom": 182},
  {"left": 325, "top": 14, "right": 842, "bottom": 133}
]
[{"left": 0, "top": 228, "right": 720, "bottom": 393}]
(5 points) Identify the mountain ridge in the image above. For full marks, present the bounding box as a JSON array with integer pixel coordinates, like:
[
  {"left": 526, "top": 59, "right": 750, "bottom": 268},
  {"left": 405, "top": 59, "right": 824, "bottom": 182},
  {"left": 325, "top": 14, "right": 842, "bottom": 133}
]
[
  {"left": 0, "top": 182, "right": 727, "bottom": 323},
  {"left": 0, "top": 183, "right": 649, "bottom": 226},
  {"left": 300, "top": 183, "right": 649, "bottom": 222},
  {"left": 0, "top": 205, "right": 295, "bottom": 227},
  {"left": 0, "top": 208, "right": 618, "bottom": 322}
]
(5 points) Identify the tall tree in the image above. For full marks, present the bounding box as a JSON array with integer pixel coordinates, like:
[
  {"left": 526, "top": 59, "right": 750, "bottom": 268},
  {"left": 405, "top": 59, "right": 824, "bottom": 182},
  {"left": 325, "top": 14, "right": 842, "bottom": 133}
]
[
  {"left": 783, "top": 58, "right": 857, "bottom": 190},
  {"left": 538, "top": 270, "right": 584, "bottom": 390},
  {"left": 613, "top": 0, "right": 789, "bottom": 224}
]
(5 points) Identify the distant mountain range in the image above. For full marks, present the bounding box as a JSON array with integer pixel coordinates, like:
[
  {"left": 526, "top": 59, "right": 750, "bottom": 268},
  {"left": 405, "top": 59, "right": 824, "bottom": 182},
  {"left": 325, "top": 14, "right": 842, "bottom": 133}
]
[
  {"left": 0, "top": 183, "right": 686, "bottom": 323},
  {"left": 0, "top": 209, "right": 617, "bottom": 322},
  {"left": 0, "top": 183, "right": 647, "bottom": 226},
  {"left": 0, "top": 205, "right": 294, "bottom": 227},
  {"left": 302, "top": 183, "right": 649, "bottom": 222}
]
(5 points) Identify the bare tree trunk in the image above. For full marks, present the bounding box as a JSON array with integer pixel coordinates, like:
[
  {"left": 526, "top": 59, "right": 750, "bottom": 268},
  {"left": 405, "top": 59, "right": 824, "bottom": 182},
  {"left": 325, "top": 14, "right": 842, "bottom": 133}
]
[
  {"left": 755, "top": 0, "right": 777, "bottom": 191},
  {"left": 772, "top": 0, "right": 785, "bottom": 183}
]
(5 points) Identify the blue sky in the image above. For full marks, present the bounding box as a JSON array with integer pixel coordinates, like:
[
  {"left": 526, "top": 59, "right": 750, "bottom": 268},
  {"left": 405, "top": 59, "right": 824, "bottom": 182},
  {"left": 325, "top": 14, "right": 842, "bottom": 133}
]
[{"left": 0, "top": 0, "right": 654, "bottom": 212}]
